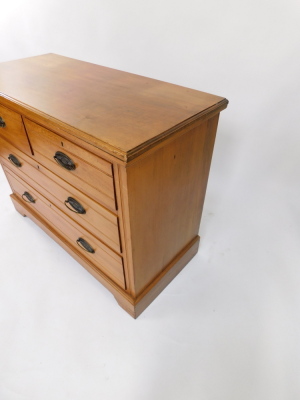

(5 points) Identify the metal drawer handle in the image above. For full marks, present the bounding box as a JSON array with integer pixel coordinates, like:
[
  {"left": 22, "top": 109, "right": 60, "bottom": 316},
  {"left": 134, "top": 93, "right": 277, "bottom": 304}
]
[
  {"left": 76, "top": 237, "right": 95, "bottom": 253},
  {"left": 22, "top": 191, "right": 36, "bottom": 203},
  {"left": 64, "top": 197, "right": 86, "bottom": 214},
  {"left": 0, "top": 117, "right": 5, "bottom": 128},
  {"left": 8, "top": 154, "right": 22, "bottom": 167},
  {"left": 53, "top": 151, "right": 76, "bottom": 170}
]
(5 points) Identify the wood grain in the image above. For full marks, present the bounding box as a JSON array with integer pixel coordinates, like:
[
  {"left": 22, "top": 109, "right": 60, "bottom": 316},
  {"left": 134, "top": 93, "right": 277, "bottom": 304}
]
[
  {"left": 125, "top": 115, "right": 220, "bottom": 295},
  {"left": 0, "top": 54, "right": 228, "bottom": 160},
  {"left": 6, "top": 169, "right": 125, "bottom": 289},
  {"left": 10, "top": 192, "right": 200, "bottom": 318},
  {"left": 128, "top": 236, "right": 200, "bottom": 318},
  {"left": 24, "top": 118, "right": 113, "bottom": 175},
  {"left": 0, "top": 54, "right": 228, "bottom": 317},
  {"left": 2, "top": 160, "right": 121, "bottom": 253},
  {"left": 24, "top": 122, "right": 117, "bottom": 211},
  {"left": 0, "top": 136, "right": 119, "bottom": 229},
  {"left": 11, "top": 194, "right": 132, "bottom": 301},
  {"left": 0, "top": 103, "right": 32, "bottom": 155}
]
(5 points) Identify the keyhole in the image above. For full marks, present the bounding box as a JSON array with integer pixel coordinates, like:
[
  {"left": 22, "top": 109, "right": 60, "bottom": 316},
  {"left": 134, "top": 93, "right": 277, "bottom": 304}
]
[{"left": 61, "top": 142, "right": 64, "bottom": 147}]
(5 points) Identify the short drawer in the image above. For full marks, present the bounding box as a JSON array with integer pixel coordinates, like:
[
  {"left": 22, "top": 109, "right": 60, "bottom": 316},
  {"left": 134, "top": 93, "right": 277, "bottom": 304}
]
[
  {"left": 24, "top": 118, "right": 116, "bottom": 211},
  {"left": 0, "top": 136, "right": 28, "bottom": 171},
  {"left": 5, "top": 169, "right": 125, "bottom": 289},
  {"left": 0, "top": 103, "right": 32, "bottom": 155}
]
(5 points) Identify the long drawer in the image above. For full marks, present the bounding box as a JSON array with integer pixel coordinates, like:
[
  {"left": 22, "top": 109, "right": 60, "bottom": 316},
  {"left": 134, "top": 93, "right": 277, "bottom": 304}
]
[
  {"left": 0, "top": 103, "right": 32, "bottom": 155},
  {"left": 23, "top": 118, "right": 117, "bottom": 211},
  {"left": 0, "top": 137, "right": 121, "bottom": 253},
  {"left": 5, "top": 169, "right": 126, "bottom": 289}
]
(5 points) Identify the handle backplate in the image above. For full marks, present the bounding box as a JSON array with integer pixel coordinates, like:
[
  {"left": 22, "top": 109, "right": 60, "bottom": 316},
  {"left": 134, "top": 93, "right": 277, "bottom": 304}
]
[
  {"left": 64, "top": 197, "right": 86, "bottom": 214},
  {"left": 22, "top": 191, "right": 36, "bottom": 203},
  {"left": 53, "top": 151, "right": 76, "bottom": 170},
  {"left": 76, "top": 237, "right": 95, "bottom": 253},
  {"left": 8, "top": 154, "right": 22, "bottom": 168}
]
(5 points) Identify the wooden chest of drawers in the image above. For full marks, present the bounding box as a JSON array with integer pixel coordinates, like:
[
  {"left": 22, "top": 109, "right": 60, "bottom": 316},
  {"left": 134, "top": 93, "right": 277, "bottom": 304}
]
[{"left": 0, "top": 54, "right": 228, "bottom": 317}]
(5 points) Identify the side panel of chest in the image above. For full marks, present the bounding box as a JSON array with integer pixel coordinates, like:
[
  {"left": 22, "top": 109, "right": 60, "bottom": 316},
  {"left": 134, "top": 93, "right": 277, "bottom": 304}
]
[{"left": 124, "top": 114, "right": 220, "bottom": 296}]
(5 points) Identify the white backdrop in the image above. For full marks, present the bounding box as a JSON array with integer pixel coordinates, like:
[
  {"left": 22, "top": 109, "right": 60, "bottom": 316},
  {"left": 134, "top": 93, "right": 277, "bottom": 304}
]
[{"left": 0, "top": 1, "right": 300, "bottom": 399}]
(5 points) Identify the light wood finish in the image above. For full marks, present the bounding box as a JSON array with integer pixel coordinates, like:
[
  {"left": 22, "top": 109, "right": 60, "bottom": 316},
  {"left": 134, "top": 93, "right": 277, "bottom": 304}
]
[
  {"left": 5, "top": 169, "right": 125, "bottom": 289},
  {"left": 24, "top": 118, "right": 113, "bottom": 175},
  {"left": 11, "top": 194, "right": 131, "bottom": 302},
  {"left": 0, "top": 103, "right": 32, "bottom": 155},
  {"left": 126, "top": 115, "right": 220, "bottom": 295},
  {"left": 0, "top": 54, "right": 228, "bottom": 317},
  {"left": 24, "top": 119, "right": 116, "bottom": 210},
  {"left": 0, "top": 137, "right": 121, "bottom": 253},
  {"left": 115, "top": 236, "right": 200, "bottom": 318},
  {"left": 0, "top": 135, "right": 28, "bottom": 170},
  {"left": 0, "top": 133, "right": 116, "bottom": 212},
  {"left": 0, "top": 54, "right": 227, "bottom": 161},
  {"left": 2, "top": 161, "right": 121, "bottom": 253},
  {"left": 11, "top": 193, "right": 200, "bottom": 318}
]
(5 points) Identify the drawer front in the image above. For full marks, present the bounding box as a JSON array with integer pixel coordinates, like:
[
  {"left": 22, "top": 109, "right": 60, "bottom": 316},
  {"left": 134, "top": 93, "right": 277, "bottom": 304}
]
[
  {"left": 24, "top": 119, "right": 116, "bottom": 211},
  {"left": 2, "top": 161, "right": 121, "bottom": 253},
  {"left": 0, "top": 103, "right": 32, "bottom": 155},
  {"left": 5, "top": 169, "right": 125, "bottom": 289},
  {"left": 0, "top": 137, "right": 121, "bottom": 253},
  {"left": 0, "top": 136, "right": 30, "bottom": 172}
]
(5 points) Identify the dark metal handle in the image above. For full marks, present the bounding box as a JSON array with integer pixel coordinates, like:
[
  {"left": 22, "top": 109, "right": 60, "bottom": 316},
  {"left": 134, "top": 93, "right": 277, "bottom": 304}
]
[
  {"left": 8, "top": 154, "right": 22, "bottom": 167},
  {"left": 22, "top": 191, "right": 36, "bottom": 203},
  {"left": 64, "top": 197, "right": 86, "bottom": 214},
  {"left": 0, "top": 117, "right": 5, "bottom": 128},
  {"left": 53, "top": 151, "right": 76, "bottom": 170},
  {"left": 76, "top": 237, "right": 95, "bottom": 253}
]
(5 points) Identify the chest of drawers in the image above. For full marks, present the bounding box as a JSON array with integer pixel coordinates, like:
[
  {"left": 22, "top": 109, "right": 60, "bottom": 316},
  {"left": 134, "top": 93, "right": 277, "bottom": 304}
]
[{"left": 0, "top": 54, "right": 228, "bottom": 318}]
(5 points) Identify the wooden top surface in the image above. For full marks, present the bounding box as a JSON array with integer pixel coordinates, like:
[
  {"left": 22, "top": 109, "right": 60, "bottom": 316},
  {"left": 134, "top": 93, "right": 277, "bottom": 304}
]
[{"left": 0, "top": 54, "right": 228, "bottom": 160}]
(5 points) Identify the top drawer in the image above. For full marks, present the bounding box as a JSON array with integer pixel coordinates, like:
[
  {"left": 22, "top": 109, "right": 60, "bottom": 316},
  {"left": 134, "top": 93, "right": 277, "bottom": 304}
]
[
  {"left": 0, "top": 103, "right": 32, "bottom": 155},
  {"left": 23, "top": 118, "right": 117, "bottom": 211}
]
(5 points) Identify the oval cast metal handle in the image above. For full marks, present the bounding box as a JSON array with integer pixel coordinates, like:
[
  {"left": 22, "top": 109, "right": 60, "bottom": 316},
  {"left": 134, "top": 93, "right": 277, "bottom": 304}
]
[
  {"left": 76, "top": 237, "right": 95, "bottom": 253},
  {"left": 53, "top": 151, "right": 76, "bottom": 170},
  {"left": 8, "top": 154, "right": 22, "bottom": 167},
  {"left": 22, "top": 191, "right": 36, "bottom": 203},
  {"left": 64, "top": 197, "right": 86, "bottom": 214}
]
